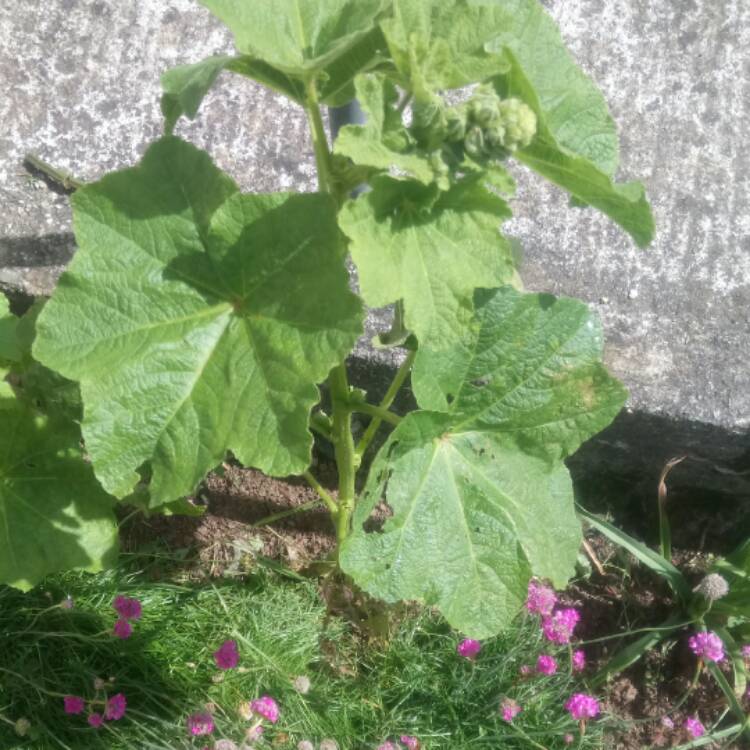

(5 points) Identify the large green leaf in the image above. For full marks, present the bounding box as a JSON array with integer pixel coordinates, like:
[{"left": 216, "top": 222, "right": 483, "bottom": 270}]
[
  {"left": 485, "top": 0, "right": 619, "bottom": 176},
  {"left": 33, "top": 137, "right": 363, "bottom": 506},
  {"left": 412, "top": 287, "right": 628, "bottom": 462},
  {"left": 380, "top": 0, "right": 511, "bottom": 97},
  {"left": 494, "top": 50, "right": 655, "bottom": 247},
  {"left": 0, "top": 396, "right": 117, "bottom": 590},
  {"left": 340, "top": 411, "right": 581, "bottom": 637},
  {"left": 333, "top": 73, "right": 435, "bottom": 184},
  {"left": 199, "top": 0, "right": 388, "bottom": 80},
  {"left": 338, "top": 175, "right": 515, "bottom": 346}
]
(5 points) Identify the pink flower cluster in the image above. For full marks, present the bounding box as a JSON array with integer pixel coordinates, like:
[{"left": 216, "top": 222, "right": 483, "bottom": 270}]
[
  {"left": 536, "top": 654, "right": 557, "bottom": 675},
  {"left": 524, "top": 581, "right": 581, "bottom": 645},
  {"left": 64, "top": 692, "right": 127, "bottom": 728},
  {"left": 456, "top": 638, "right": 481, "bottom": 659},
  {"left": 688, "top": 631, "right": 725, "bottom": 663},
  {"left": 684, "top": 716, "right": 705, "bottom": 738},
  {"left": 564, "top": 693, "right": 600, "bottom": 721},
  {"left": 500, "top": 698, "right": 522, "bottom": 722},
  {"left": 526, "top": 580, "right": 557, "bottom": 616},
  {"left": 112, "top": 595, "right": 142, "bottom": 640},
  {"left": 214, "top": 639, "right": 240, "bottom": 670}
]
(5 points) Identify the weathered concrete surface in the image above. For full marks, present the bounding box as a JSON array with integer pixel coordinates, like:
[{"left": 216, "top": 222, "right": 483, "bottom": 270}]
[{"left": 1, "top": 1, "right": 749, "bottom": 499}]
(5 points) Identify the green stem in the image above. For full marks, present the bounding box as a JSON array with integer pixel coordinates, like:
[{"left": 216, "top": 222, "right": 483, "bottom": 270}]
[
  {"left": 305, "top": 80, "right": 336, "bottom": 199},
  {"left": 350, "top": 400, "right": 402, "bottom": 427},
  {"left": 24, "top": 153, "right": 84, "bottom": 190},
  {"left": 356, "top": 349, "right": 415, "bottom": 458},
  {"left": 330, "top": 365, "right": 356, "bottom": 545},
  {"left": 302, "top": 471, "right": 338, "bottom": 517}
]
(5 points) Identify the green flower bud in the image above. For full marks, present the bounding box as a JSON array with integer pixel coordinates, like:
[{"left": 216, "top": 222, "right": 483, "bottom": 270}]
[
  {"left": 445, "top": 105, "right": 469, "bottom": 141},
  {"left": 464, "top": 126, "right": 485, "bottom": 158},
  {"left": 484, "top": 124, "right": 506, "bottom": 150},
  {"left": 470, "top": 84, "right": 501, "bottom": 127},
  {"left": 497, "top": 98, "right": 537, "bottom": 150},
  {"left": 411, "top": 98, "right": 447, "bottom": 150}
]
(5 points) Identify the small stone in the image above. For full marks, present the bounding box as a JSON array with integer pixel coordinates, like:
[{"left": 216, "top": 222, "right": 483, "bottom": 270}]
[{"left": 628, "top": 288, "right": 639, "bottom": 300}]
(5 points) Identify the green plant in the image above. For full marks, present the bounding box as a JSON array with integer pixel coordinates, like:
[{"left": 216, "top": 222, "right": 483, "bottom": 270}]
[
  {"left": 579, "top": 489, "right": 750, "bottom": 741},
  {"left": 3, "top": 0, "right": 654, "bottom": 638}
]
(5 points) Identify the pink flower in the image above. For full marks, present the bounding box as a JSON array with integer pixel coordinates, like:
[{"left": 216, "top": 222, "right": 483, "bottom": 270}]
[
  {"left": 572, "top": 649, "right": 586, "bottom": 672},
  {"left": 519, "top": 665, "right": 532, "bottom": 676},
  {"left": 105, "top": 693, "right": 127, "bottom": 721},
  {"left": 64, "top": 696, "right": 85, "bottom": 715},
  {"left": 741, "top": 644, "right": 750, "bottom": 659},
  {"left": 113, "top": 595, "right": 142, "bottom": 621},
  {"left": 684, "top": 717, "right": 705, "bottom": 738},
  {"left": 88, "top": 713, "right": 104, "bottom": 728},
  {"left": 456, "top": 638, "right": 481, "bottom": 659},
  {"left": 500, "top": 698, "right": 522, "bottom": 722},
  {"left": 213, "top": 639, "right": 240, "bottom": 670},
  {"left": 688, "top": 631, "right": 724, "bottom": 662},
  {"left": 536, "top": 654, "right": 558, "bottom": 675},
  {"left": 250, "top": 695, "right": 279, "bottom": 724},
  {"left": 113, "top": 618, "right": 132, "bottom": 639},
  {"left": 60, "top": 596, "right": 74, "bottom": 610},
  {"left": 187, "top": 712, "right": 214, "bottom": 736},
  {"left": 563, "top": 734, "right": 574, "bottom": 745},
  {"left": 400, "top": 736, "right": 420, "bottom": 749},
  {"left": 542, "top": 608, "right": 580, "bottom": 645},
  {"left": 526, "top": 580, "right": 557, "bottom": 617},
  {"left": 661, "top": 716, "right": 674, "bottom": 729},
  {"left": 377, "top": 744, "right": 399, "bottom": 750},
  {"left": 564, "top": 693, "right": 600, "bottom": 721}
]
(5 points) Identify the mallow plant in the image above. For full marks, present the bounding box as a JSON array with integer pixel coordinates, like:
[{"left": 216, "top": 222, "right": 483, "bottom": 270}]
[{"left": 1, "top": 0, "right": 654, "bottom": 638}]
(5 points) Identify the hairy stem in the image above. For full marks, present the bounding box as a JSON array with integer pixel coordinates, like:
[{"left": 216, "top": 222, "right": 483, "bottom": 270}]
[
  {"left": 356, "top": 349, "right": 415, "bottom": 459},
  {"left": 329, "top": 364, "right": 357, "bottom": 545},
  {"left": 24, "top": 153, "right": 84, "bottom": 191},
  {"left": 302, "top": 470, "right": 338, "bottom": 517},
  {"left": 350, "top": 400, "right": 402, "bottom": 426}
]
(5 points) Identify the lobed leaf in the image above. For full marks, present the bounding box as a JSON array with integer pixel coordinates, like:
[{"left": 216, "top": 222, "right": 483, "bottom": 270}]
[
  {"left": 343, "top": 286, "right": 629, "bottom": 636},
  {"left": 33, "top": 137, "right": 363, "bottom": 507},
  {"left": 494, "top": 49, "right": 655, "bottom": 247},
  {"left": 0, "top": 396, "right": 118, "bottom": 590},
  {"left": 338, "top": 175, "right": 515, "bottom": 347}
]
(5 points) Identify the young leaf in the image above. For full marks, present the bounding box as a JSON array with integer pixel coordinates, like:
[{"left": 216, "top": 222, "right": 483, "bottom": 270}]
[
  {"left": 485, "top": 0, "right": 619, "bottom": 176},
  {"left": 333, "top": 73, "right": 435, "bottom": 184},
  {"left": 199, "top": 0, "right": 389, "bottom": 79},
  {"left": 340, "top": 411, "right": 581, "bottom": 638},
  {"left": 338, "top": 175, "right": 515, "bottom": 346},
  {"left": 413, "top": 287, "right": 628, "bottom": 462},
  {"left": 493, "top": 50, "right": 655, "bottom": 247},
  {"left": 0, "top": 396, "right": 118, "bottom": 590},
  {"left": 33, "top": 137, "right": 363, "bottom": 506},
  {"left": 160, "top": 55, "right": 306, "bottom": 133},
  {"left": 380, "top": 0, "right": 512, "bottom": 97}
]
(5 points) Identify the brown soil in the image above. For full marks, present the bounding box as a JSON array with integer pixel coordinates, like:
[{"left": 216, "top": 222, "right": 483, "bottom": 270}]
[{"left": 120, "top": 463, "right": 748, "bottom": 749}]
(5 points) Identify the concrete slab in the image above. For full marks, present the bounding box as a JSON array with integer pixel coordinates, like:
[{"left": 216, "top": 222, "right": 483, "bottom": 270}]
[{"left": 1, "top": 0, "right": 748, "bottom": 500}]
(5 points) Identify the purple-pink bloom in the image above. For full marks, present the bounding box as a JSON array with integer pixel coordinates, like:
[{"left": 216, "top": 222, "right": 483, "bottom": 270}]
[
  {"left": 500, "top": 698, "right": 522, "bottom": 723},
  {"left": 187, "top": 712, "right": 214, "bottom": 736},
  {"left": 113, "top": 595, "right": 142, "bottom": 621},
  {"left": 684, "top": 717, "right": 705, "bottom": 738},
  {"left": 88, "top": 713, "right": 104, "bottom": 728},
  {"left": 542, "top": 608, "right": 580, "bottom": 645},
  {"left": 536, "top": 654, "right": 558, "bottom": 675},
  {"left": 213, "top": 639, "right": 240, "bottom": 670},
  {"left": 688, "top": 631, "right": 725, "bottom": 662},
  {"left": 661, "top": 716, "right": 674, "bottom": 729},
  {"left": 565, "top": 693, "right": 600, "bottom": 721},
  {"left": 400, "top": 736, "right": 420, "bottom": 749},
  {"left": 64, "top": 696, "right": 85, "bottom": 715},
  {"left": 563, "top": 734, "right": 574, "bottom": 745},
  {"left": 526, "top": 580, "right": 557, "bottom": 617},
  {"left": 250, "top": 695, "right": 279, "bottom": 724},
  {"left": 456, "top": 638, "right": 481, "bottom": 659},
  {"left": 377, "top": 743, "right": 399, "bottom": 750},
  {"left": 113, "top": 618, "right": 132, "bottom": 640},
  {"left": 572, "top": 649, "right": 586, "bottom": 672},
  {"left": 105, "top": 693, "right": 127, "bottom": 721},
  {"left": 519, "top": 664, "right": 532, "bottom": 676},
  {"left": 741, "top": 644, "right": 750, "bottom": 659}
]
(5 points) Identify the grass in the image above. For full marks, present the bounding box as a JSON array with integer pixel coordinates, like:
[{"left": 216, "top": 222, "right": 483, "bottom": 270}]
[{"left": 0, "top": 551, "right": 606, "bottom": 750}]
